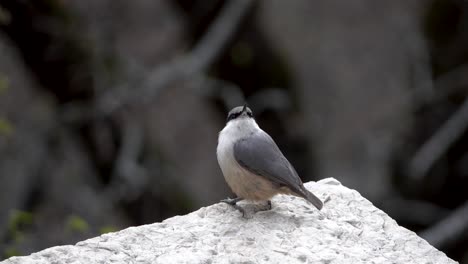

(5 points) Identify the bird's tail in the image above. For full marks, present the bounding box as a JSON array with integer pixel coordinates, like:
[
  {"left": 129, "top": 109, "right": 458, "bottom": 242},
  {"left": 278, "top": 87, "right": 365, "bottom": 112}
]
[{"left": 301, "top": 187, "right": 323, "bottom": 210}]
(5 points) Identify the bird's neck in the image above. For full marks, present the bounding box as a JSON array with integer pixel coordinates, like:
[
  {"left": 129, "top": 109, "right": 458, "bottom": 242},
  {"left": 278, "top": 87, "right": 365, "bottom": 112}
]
[{"left": 220, "top": 118, "right": 260, "bottom": 142}]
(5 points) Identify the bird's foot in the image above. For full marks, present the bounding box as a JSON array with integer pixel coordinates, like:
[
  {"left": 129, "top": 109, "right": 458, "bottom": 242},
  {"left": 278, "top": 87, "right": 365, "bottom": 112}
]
[
  {"left": 231, "top": 204, "right": 247, "bottom": 217},
  {"left": 254, "top": 200, "right": 272, "bottom": 213},
  {"left": 221, "top": 197, "right": 246, "bottom": 217},
  {"left": 256, "top": 200, "right": 272, "bottom": 212}
]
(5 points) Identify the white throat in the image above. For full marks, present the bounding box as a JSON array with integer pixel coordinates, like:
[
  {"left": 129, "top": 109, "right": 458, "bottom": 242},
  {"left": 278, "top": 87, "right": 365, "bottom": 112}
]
[
  {"left": 217, "top": 117, "right": 261, "bottom": 164},
  {"left": 219, "top": 117, "right": 260, "bottom": 142}
]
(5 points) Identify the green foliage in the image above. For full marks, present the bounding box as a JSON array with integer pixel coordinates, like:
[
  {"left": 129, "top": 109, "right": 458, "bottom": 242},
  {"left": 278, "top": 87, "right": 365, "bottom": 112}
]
[
  {"left": 99, "top": 225, "right": 118, "bottom": 234},
  {"left": 0, "top": 73, "right": 9, "bottom": 95},
  {"left": 0, "top": 117, "right": 13, "bottom": 136},
  {"left": 65, "top": 215, "right": 89, "bottom": 233},
  {"left": 8, "top": 210, "right": 33, "bottom": 237},
  {"left": 5, "top": 210, "right": 34, "bottom": 258},
  {"left": 0, "top": 6, "right": 11, "bottom": 25},
  {"left": 3, "top": 246, "right": 20, "bottom": 258}
]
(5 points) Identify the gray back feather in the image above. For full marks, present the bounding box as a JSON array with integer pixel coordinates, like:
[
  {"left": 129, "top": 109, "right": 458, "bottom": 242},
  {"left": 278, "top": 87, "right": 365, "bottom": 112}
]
[{"left": 233, "top": 132, "right": 306, "bottom": 196}]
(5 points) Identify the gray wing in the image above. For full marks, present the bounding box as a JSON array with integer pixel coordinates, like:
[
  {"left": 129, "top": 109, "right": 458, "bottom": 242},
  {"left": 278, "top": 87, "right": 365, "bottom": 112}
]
[{"left": 233, "top": 132, "right": 306, "bottom": 196}]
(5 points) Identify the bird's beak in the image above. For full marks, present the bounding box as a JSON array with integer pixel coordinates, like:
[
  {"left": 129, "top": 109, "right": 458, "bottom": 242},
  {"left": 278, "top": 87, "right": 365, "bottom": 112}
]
[{"left": 242, "top": 103, "right": 248, "bottom": 113}]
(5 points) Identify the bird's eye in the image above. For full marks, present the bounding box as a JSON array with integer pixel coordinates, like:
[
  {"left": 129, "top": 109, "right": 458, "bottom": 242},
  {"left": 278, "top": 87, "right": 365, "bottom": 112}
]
[
  {"left": 227, "top": 112, "right": 240, "bottom": 122},
  {"left": 247, "top": 111, "right": 253, "bottom": 117}
]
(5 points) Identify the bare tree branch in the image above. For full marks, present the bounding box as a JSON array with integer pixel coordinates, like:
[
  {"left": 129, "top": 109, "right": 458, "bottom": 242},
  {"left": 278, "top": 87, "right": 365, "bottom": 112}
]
[
  {"left": 109, "top": 117, "right": 148, "bottom": 201},
  {"left": 408, "top": 96, "right": 468, "bottom": 180},
  {"left": 97, "top": 0, "right": 254, "bottom": 115},
  {"left": 419, "top": 64, "right": 468, "bottom": 107},
  {"left": 419, "top": 200, "right": 468, "bottom": 249}
]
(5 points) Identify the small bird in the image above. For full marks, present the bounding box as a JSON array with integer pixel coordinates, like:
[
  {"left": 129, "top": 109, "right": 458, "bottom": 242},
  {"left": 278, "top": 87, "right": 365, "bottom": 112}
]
[{"left": 217, "top": 104, "right": 323, "bottom": 215}]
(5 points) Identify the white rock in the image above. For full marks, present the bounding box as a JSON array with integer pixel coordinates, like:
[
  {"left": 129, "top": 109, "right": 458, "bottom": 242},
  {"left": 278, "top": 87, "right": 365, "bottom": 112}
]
[{"left": 2, "top": 178, "right": 456, "bottom": 264}]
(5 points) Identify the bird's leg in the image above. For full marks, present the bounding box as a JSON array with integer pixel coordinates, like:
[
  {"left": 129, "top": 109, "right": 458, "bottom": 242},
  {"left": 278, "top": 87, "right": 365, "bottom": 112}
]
[
  {"left": 267, "top": 200, "right": 272, "bottom": 210},
  {"left": 221, "top": 197, "right": 246, "bottom": 217}
]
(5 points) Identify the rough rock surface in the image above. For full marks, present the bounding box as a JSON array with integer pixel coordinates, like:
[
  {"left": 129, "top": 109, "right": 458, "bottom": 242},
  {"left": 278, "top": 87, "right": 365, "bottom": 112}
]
[{"left": 2, "top": 178, "right": 456, "bottom": 264}]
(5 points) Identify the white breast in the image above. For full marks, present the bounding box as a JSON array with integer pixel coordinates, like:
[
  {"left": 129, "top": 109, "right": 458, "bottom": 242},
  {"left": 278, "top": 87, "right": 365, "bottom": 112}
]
[{"left": 216, "top": 118, "right": 279, "bottom": 201}]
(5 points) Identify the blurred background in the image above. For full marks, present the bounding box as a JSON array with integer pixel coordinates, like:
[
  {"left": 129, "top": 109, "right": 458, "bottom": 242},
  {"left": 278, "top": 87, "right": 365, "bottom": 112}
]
[{"left": 0, "top": 0, "right": 468, "bottom": 262}]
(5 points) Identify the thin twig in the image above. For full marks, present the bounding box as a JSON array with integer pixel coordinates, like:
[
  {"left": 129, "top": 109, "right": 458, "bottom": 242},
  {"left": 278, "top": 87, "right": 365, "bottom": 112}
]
[
  {"left": 114, "top": 119, "right": 144, "bottom": 177},
  {"left": 422, "top": 64, "right": 468, "bottom": 106},
  {"left": 408, "top": 96, "right": 468, "bottom": 180},
  {"left": 112, "top": 118, "right": 148, "bottom": 200},
  {"left": 97, "top": 0, "right": 254, "bottom": 115},
  {"left": 419, "top": 200, "right": 468, "bottom": 249}
]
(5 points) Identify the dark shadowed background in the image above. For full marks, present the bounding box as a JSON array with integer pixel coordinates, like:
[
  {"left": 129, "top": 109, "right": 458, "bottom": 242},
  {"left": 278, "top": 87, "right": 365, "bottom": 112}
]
[{"left": 0, "top": 0, "right": 468, "bottom": 262}]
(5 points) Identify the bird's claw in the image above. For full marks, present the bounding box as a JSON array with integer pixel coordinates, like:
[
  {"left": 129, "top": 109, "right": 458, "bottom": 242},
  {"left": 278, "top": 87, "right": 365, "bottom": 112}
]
[
  {"left": 231, "top": 204, "right": 246, "bottom": 217},
  {"left": 221, "top": 197, "right": 246, "bottom": 217}
]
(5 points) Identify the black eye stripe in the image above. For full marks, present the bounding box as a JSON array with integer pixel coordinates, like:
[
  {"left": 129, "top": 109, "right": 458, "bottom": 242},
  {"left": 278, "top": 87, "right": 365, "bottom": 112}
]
[
  {"left": 227, "top": 112, "right": 240, "bottom": 121},
  {"left": 226, "top": 109, "right": 254, "bottom": 122}
]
